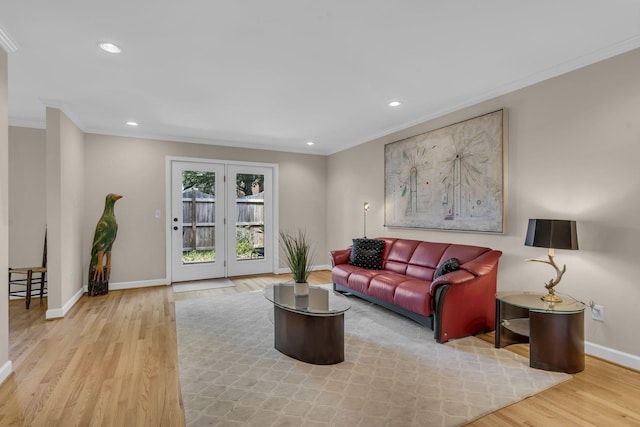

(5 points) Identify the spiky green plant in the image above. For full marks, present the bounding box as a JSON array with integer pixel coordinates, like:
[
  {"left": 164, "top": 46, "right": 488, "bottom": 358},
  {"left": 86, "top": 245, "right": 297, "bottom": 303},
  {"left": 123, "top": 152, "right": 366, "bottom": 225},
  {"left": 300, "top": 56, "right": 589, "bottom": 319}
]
[{"left": 279, "top": 229, "right": 315, "bottom": 283}]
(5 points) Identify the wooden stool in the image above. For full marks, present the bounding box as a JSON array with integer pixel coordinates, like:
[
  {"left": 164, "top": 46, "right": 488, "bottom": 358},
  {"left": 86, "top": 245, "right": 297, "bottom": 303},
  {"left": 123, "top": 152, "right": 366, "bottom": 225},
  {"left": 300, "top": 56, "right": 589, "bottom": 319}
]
[
  {"left": 8, "top": 229, "right": 47, "bottom": 309},
  {"left": 8, "top": 266, "right": 47, "bottom": 309}
]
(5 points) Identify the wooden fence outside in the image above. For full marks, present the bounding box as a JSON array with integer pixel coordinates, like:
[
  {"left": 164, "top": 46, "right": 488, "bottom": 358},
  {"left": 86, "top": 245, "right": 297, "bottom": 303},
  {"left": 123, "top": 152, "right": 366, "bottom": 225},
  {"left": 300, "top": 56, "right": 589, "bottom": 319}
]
[{"left": 182, "top": 190, "right": 264, "bottom": 251}]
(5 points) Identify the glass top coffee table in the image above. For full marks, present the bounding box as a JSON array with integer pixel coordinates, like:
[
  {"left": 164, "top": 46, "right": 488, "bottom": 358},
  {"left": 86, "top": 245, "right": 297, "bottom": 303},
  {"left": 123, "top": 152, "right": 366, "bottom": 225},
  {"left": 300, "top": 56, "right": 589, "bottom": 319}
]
[{"left": 263, "top": 283, "right": 351, "bottom": 365}]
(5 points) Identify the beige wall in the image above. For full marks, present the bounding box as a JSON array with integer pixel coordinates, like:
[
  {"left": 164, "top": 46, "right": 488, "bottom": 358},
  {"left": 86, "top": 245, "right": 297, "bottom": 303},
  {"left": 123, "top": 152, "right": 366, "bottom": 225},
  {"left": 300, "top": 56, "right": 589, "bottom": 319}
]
[
  {"left": 8, "top": 129, "right": 328, "bottom": 290},
  {"left": 0, "top": 48, "right": 10, "bottom": 378},
  {"left": 8, "top": 127, "right": 46, "bottom": 267},
  {"left": 60, "top": 112, "right": 85, "bottom": 305},
  {"left": 45, "top": 108, "right": 85, "bottom": 316},
  {"left": 83, "top": 135, "right": 328, "bottom": 283},
  {"left": 327, "top": 48, "right": 640, "bottom": 358}
]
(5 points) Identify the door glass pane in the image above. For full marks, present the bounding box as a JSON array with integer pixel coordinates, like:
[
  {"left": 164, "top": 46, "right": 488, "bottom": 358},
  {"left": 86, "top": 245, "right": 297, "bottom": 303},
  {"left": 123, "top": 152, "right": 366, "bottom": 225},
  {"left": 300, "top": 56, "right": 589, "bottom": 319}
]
[
  {"left": 182, "top": 170, "right": 216, "bottom": 265},
  {"left": 235, "top": 173, "right": 265, "bottom": 261}
]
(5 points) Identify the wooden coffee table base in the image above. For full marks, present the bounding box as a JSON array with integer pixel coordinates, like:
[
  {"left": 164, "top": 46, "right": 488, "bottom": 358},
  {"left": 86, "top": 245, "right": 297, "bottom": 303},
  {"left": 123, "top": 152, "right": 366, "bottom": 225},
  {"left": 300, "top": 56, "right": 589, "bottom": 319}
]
[{"left": 273, "top": 305, "right": 344, "bottom": 365}]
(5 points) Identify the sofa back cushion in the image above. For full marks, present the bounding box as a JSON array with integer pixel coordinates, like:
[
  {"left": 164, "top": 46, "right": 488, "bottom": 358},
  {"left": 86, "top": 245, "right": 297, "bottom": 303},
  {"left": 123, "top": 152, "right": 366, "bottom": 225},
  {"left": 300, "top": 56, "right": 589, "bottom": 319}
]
[
  {"left": 438, "top": 244, "right": 491, "bottom": 266},
  {"left": 371, "top": 237, "right": 492, "bottom": 281},
  {"left": 405, "top": 241, "right": 449, "bottom": 280},
  {"left": 383, "top": 239, "right": 420, "bottom": 275}
]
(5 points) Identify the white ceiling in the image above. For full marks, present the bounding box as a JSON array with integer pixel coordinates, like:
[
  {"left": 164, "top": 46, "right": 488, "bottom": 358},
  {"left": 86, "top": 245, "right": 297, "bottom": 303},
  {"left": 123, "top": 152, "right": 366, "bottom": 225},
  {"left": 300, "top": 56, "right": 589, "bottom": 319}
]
[{"left": 1, "top": 1, "right": 640, "bottom": 155}]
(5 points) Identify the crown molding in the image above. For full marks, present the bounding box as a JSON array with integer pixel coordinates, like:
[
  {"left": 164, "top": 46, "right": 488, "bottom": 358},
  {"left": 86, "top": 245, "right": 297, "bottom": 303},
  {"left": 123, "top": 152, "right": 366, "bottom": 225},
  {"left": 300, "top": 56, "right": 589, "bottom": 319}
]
[
  {"left": 40, "top": 99, "right": 86, "bottom": 130},
  {"left": 8, "top": 118, "right": 45, "bottom": 129},
  {"left": 0, "top": 25, "right": 18, "bottom": 53},
  {"left": 327, "top": 34, "right": 640, "bottom": 156}
]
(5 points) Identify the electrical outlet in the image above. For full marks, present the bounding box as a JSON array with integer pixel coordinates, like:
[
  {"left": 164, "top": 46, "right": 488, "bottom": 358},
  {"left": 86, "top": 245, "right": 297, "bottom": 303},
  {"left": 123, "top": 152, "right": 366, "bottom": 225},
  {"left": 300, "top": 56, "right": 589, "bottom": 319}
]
[{"left": 592, "top": 304, "right": 605, "bottom": 322}]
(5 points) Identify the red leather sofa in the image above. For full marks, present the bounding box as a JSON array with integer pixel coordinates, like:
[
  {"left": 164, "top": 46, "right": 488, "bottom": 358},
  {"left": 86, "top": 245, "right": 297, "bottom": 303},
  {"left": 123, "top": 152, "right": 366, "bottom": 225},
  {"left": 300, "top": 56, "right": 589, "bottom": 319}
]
[{"left": 330, "top": 237, "right": 502, "bottom": 343}]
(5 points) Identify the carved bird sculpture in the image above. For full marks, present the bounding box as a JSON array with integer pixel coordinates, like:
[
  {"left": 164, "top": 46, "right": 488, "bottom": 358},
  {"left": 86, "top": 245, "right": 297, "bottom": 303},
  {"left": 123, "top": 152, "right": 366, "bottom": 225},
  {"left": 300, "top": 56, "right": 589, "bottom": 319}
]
[{"left": 89, "top": 193, "right": 123, "bottom": 292}]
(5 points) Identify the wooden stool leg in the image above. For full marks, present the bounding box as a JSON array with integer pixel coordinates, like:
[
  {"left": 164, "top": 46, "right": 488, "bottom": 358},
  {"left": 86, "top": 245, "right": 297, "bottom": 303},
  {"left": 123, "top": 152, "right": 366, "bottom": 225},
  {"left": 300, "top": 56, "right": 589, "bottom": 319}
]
[
  {"left": 26, "top": 269, "right": 33, "bottom": 309},
  {"left": 39, "top": 272, "right": 45, "bottom": 299}
]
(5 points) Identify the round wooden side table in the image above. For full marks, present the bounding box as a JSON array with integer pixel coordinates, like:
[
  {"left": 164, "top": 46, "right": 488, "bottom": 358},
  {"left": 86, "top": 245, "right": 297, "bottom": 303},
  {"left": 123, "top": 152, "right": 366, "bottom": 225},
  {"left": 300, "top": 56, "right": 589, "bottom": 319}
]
[{"left": 495, "top": 291, "right": 585, "bottom": 373}]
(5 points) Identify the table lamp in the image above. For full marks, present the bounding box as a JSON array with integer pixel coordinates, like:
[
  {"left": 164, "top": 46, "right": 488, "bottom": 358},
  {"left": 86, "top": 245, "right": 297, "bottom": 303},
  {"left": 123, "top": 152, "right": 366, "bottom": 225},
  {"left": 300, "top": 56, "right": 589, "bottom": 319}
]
[{"left": 525, "top": 218, "right": 578, "bottom": 303}]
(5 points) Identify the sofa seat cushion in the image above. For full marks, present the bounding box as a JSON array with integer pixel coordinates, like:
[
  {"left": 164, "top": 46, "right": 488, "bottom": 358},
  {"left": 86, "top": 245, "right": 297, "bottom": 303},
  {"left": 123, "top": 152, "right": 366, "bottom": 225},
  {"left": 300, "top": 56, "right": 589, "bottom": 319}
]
[
  {"left": 368, "top": 272, "right": 410, "bottom": 302},
  {"left": 334, "top": 266, "right": 386, "bottom": 293},
  {"left": 393, "top": 279, "right": 434, "bottom": 316},
  {"left": 331, "top": 264, "right": 360, "bottom": 286}
]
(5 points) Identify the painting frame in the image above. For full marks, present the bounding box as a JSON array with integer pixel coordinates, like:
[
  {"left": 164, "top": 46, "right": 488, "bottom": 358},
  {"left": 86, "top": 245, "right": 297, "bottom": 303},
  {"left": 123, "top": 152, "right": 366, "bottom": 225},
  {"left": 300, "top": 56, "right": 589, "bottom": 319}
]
[{"left": 384, "top": 109, "right": 507, "bottom": 233}]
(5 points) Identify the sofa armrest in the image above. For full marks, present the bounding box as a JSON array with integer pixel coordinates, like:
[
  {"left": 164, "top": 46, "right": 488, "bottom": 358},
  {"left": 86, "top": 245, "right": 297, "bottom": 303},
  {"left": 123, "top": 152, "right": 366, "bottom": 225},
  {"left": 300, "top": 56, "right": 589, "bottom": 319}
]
[
  {"left": 431, "top": 251, "right": 501, "bottom": 342},
  {"left": 329, "top": 249, "right": 351, "bottom": 267},
  {"left": 429, "top": 269, "right": 476, "bottom": 295},
  {"left": 460, "top": 250, "right": 503, "bottom": 276}
]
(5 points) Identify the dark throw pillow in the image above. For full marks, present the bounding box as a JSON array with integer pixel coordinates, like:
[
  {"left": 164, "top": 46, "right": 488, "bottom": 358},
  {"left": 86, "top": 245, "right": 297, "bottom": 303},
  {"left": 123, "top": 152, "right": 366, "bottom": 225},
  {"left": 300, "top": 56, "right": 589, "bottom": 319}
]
[
  {"left": 349, "top": 238, "right": 384, "bottom": 270},
  {"left": 434, "top": 257, "right": 460, "bottom": 279}
]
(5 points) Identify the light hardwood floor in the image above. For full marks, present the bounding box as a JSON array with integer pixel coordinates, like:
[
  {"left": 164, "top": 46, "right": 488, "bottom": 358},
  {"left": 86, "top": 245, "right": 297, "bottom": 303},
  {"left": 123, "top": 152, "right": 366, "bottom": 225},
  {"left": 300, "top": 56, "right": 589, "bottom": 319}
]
[{"left": 1, "top": 271, "right": 639, "bottom": 426}]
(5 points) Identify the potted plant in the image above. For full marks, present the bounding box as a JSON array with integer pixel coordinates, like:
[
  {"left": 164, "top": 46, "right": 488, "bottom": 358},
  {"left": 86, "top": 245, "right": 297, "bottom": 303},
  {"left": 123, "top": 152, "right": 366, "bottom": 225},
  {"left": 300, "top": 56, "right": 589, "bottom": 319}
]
[{"left": 279, "top": 229, "right": 315, "bottom": 295}]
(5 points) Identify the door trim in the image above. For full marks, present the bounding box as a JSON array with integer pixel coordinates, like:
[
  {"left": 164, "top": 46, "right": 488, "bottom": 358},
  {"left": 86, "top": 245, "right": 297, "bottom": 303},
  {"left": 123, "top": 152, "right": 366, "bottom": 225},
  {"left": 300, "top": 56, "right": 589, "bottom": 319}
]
[{"left": 165, "top": 156, "right": 279, "bottom": 283}]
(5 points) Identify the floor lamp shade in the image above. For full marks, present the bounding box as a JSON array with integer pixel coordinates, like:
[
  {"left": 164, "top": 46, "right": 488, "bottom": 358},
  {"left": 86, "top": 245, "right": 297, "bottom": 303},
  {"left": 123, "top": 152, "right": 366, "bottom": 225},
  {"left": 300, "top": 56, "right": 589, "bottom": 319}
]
[{"left": 525, "top": 219, "right": 578, "bottom": 251}]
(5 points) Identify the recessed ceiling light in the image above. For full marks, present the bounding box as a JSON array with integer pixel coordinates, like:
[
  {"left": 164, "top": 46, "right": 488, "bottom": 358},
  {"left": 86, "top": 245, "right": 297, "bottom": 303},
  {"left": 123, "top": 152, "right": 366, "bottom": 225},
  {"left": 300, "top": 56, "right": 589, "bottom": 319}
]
[
  {"left": 306, "top": 141, "right": 315, "bottom": 146},
  {"left": 126, "top": 121, "right": 138, "bottom": 126},
  {"left": 99, "top": 42, "right": 122, "bottom": 54},
  {"left": 388, "top": 101, "right": 402, "bottom": 107}
]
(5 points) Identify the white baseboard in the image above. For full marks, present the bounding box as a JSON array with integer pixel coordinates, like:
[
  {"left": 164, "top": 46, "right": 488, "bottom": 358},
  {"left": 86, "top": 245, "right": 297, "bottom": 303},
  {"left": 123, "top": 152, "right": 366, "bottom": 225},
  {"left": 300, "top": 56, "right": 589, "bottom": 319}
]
[
  {"left": 105, "top": 278, "right": 168, "bottom": 291},
  {"left": 81, "top": 278, "right": 168, "bottom": 293},
  {"left": 0, "top": 360, "right": 12, "bottom": 385},
  {"left": 46, "top": 287, "right": 84, "bottom": 319},
  {"left": 586, "top": 341, "right": 640, "bottom": 371}
]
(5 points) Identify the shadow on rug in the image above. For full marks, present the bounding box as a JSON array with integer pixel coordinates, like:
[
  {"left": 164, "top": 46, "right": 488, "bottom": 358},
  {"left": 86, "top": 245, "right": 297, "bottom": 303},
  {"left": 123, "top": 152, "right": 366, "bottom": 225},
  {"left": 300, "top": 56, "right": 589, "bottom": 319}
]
[{"left": 175, "top": 289, "right": 570, "bottom": 426}]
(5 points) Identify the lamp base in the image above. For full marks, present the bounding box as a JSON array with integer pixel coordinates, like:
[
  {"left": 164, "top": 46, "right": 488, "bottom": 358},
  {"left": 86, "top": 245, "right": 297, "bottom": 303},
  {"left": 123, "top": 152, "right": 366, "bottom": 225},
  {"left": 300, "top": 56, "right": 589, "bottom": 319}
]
[{"left": 541, "top": 293, "right": 563, "bottom": 303}]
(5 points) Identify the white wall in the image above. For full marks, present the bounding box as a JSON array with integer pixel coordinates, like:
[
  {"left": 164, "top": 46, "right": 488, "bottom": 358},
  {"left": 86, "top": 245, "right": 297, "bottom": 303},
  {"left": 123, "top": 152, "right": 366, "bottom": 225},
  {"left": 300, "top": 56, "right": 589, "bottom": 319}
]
[{"left": 327, "top": 48, "right": 640, "bottom": 361}]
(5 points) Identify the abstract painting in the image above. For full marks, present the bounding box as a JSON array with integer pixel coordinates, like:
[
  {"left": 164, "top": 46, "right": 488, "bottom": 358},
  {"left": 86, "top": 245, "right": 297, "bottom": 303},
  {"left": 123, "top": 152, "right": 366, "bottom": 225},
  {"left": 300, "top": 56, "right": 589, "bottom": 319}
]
[{"left": 384, "top": 110, "right": 506, "bottom": 233}]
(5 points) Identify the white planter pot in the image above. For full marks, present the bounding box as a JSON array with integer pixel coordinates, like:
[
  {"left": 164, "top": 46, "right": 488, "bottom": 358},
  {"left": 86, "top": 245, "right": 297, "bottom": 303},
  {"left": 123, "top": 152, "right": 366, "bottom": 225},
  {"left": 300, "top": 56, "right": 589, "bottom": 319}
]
[{"left": 294, "top": 282, "right": 309, "bottom": 296}]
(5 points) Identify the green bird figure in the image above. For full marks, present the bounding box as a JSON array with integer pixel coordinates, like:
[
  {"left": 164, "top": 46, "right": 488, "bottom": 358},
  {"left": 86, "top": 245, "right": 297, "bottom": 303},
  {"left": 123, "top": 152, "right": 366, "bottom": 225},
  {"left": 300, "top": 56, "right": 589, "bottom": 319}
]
[{"left": 89, "top": 193, "right": 123, "bottom": 291}]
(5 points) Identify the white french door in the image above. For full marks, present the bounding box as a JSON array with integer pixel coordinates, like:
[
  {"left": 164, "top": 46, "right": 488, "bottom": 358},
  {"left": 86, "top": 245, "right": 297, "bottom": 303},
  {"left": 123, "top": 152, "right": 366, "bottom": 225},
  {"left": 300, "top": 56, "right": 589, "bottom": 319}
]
[
  {"left": 226, "top": 164, "right": 274, "bottom": 277},
  {"left": 171, "top": 161, "right": 226, "bottom": 282},
  {"left": 169, "top": 159, "right": 275, "bottom": 283}
]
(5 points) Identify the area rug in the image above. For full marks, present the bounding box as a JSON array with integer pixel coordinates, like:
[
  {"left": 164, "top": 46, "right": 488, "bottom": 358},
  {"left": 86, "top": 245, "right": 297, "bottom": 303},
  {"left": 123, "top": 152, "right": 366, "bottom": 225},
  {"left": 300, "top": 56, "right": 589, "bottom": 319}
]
[
  {"left": 172, "top": 278, "right": 236, "bottom": 293},
  {"left": 175, "top": 289, "right": 570, "bottom": 426}
]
